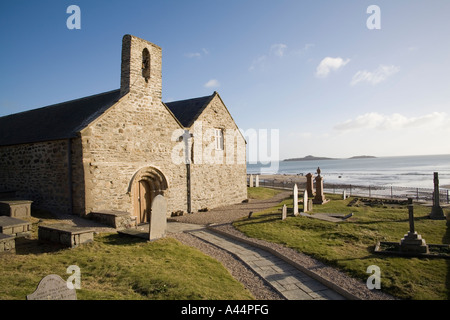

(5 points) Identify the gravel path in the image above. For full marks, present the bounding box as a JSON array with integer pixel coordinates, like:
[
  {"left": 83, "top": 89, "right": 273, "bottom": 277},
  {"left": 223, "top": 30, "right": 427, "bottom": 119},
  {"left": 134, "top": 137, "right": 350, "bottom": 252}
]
[{"left": 170, "top": 191, "right": 396, "bottom": 300}]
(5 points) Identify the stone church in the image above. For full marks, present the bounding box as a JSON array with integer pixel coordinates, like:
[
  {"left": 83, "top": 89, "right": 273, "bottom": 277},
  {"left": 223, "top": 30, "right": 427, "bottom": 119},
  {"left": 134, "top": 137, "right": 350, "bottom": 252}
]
[{"left": 0, "top": 35, "right": 247, "bottom": 224}]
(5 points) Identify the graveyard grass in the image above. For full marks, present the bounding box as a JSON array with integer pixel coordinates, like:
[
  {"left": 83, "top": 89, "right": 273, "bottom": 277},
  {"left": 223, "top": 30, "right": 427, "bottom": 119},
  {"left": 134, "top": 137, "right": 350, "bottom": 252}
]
[
  {"left": 0, "top": 214, "right": 253, "bottom": 300},
  {"left": 237, "top": 188, "right": 450, "bottom": 300}
]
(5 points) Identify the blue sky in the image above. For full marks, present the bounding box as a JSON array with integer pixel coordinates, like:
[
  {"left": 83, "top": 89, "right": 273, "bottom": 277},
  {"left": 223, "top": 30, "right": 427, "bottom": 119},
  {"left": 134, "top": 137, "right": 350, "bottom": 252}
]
[{"left": 1, "top": 0, "right": 449, "bottom": 160}]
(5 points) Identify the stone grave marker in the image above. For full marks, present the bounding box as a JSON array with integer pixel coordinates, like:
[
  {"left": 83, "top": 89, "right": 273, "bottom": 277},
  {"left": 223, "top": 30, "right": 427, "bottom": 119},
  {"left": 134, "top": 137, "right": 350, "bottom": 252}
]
[
  {"left": 293, "top": 184, "right": 299, "bottom": 216},
  {"left": 149, "top": 195, "right": 167, "bottom": 241},
  {"left": 281, "top": 204, "right": 287, "bottom": 220},
  {"left": 255, "top": 175, "right": 259, "bottom": 187},
  {"left": 430, "top": 172, "right": 445, "bottom": 220},
  {"left": 303, "top": 190, "right": 308, "bottom": 213},
  {"left": 27, "top": 274, "right": 77, "bottom": 300},
  {"left": 400, "top": 198, "right": 429, "bottom": 253},
  {"left": 305, "top": 173, "right": 314, "bottom": 197},
  {"left": 313, "top": 168, "right": 329, "bottom": 205},
  {"left": 342, "top": 190, "right": 347, "bottom": 200},
  {"left": 249, "top": 174, "right": 254, "bottom": 188}
]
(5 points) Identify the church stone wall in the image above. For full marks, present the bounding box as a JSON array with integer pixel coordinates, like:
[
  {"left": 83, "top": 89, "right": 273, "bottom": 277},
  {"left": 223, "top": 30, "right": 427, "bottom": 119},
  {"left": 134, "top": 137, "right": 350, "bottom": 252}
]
[
  {"left": 0, "top": 140, "right": 72, "bottom": 215},
  {"left": 190, "top": 95, "right": 247, "bottom": 211},
  {"left": 79, "top": 96, "right": 188, "bottom": 217}
]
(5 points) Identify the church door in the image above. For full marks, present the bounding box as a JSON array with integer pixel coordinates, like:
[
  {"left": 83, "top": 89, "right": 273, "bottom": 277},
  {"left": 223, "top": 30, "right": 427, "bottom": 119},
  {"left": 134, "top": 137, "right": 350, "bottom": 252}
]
[{"left": 133, "top": 180, "right": 153, "bottom": 225}]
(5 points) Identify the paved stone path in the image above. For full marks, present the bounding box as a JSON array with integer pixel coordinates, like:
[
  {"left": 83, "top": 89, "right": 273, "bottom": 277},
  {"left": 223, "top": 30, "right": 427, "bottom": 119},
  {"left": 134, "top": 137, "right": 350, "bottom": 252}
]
[{"left": 167, "top": 222, "right": 346, "bottom": 300}]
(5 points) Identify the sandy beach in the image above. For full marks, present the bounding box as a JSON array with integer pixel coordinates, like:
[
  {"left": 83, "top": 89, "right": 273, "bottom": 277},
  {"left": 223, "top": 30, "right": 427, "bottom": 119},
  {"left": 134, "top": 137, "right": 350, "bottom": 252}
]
[{"left": 256, "top": 174, "right": 307, "bottom": 184}]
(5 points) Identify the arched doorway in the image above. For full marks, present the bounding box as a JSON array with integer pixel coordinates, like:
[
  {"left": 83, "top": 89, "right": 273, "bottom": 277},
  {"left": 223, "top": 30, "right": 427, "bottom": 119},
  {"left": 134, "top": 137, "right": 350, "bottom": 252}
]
[{"left": 129, "top": 167, "right": 168, "bottom": 225}]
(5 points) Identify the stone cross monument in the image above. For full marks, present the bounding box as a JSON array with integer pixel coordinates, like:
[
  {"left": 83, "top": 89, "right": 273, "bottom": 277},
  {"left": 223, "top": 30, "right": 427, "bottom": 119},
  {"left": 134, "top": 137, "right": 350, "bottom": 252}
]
[
  {"left": 400, "top": 198, "right": 429, "bottom": 253},
  {"left": 430, "top": 172, "right": 445, "bottom": 220}
]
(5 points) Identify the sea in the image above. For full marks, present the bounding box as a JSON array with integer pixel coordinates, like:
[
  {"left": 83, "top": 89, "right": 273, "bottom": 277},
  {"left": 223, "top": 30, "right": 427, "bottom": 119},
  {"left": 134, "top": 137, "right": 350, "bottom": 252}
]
[{"left": 246, "top": 154, "right": 450, "bottom": 190}]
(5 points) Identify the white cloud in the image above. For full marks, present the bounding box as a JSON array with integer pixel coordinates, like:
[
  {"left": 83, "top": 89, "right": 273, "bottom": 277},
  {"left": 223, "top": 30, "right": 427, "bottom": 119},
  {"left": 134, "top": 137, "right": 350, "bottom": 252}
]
[
  {"left": 350, "top": 65, "right": 399, "bottom": 86},
  {"left": 270, "top": 44, "right": 288, "bottom": 57},
  {"left": 249, "top": 43, "right": 288, "bottom": 71},
  {"left": 185, "top": 48, "right": 209, "bottom": 59},
  {"left": 249, "top": 55, "right": 267, "bottom": 71},
  {"left": 334, "top": 111, "right": 449, "bottom": 132},
  {"left": 315, "top": 57, "right": 350, "bottom": 78},
  {"left": 204, "top": 79, "right": 220, "bottom": 88}
]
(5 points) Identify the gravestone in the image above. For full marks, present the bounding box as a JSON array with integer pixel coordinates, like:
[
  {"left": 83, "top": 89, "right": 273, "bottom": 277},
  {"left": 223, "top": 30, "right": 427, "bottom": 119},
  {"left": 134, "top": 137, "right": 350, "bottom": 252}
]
[
  {"left": 27, "top": 274, "right": 77, "bottom": 300},
  {"left": 255, "top": 175, "right": 259, "bottom": 187},
  {"left": 305, "top": 173, "right": 314, "bottom": 197},
  {"left": 313, "top": 169, "right": 329, "bottom": 205},
  {"left": 293, "top": 184, "right": 299, "bottom": 216},
  {"left": 303, "top": 191, "right": 308, "bottom": 213},
  {"left": 342, "top": 190, "right": 347, "bottom": 200},
  {"left": 149, "top": 195, "right": 167, "bottom": 241},
  {"left": 430, "top": 172, "right": 445, "bottom": 220},
  {"left": 249, "top": 174, "right": 254, "bottom": 188},
  {"left": 400, "top": 198, "right": 429, "bottom": 253},
  {"left": 281, "top": 204, "right": 287, "bottom": 220}
]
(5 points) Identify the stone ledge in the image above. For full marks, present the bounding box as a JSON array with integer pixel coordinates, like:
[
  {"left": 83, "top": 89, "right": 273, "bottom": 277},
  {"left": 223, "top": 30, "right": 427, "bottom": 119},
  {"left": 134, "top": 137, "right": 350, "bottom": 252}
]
[
  {"left": 88, "top": 210, "right": 136, "bottom": 230},
  {"left": 38, "top": 223, "right": 94, "bottom": 248}
]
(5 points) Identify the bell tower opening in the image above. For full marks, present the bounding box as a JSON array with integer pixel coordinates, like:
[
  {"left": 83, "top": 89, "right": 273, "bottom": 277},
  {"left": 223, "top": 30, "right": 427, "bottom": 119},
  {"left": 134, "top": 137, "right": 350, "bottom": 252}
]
[{"left": 142, "top": 48, "right": 150, "bottom": 82}]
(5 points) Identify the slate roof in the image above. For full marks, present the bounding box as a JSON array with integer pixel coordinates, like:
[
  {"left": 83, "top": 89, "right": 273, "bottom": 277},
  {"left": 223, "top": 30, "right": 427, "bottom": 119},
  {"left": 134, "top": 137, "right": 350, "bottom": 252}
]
[
  {"left": 164, "top": 93, "right": 215, "bottom": 128},
  {"left": 0, "top": 89, "right": 122, "bottom": 146},
  {"left": 0, "top": 90, "right": 217, "bottom": 147}
]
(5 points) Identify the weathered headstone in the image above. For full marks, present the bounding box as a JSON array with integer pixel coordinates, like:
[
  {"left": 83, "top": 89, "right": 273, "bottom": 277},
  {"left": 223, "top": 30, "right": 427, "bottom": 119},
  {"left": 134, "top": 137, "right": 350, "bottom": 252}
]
[
  {"left": 303, "top": 191, "right": 308, "bottom": 213},
  {"left": 281, "top": 205, "right": 287, "bottom": 220},
  {"left": 305, "top": 173, "right": 314, "bottom": 197},
  {"left": 342, "top": 190, "right": 347, "bottom": 200},
  {"left": 255, "top": 175, "right": 259, "bottom": 187},
  {"left": 400, "top": 198, "right": 429, "bottom": 253},
  {"left": 27, "top": 274, "right": 77, "bottom": 300},
  {"left": 149, "top": 195, "right": 167, "bottom": 241},
  {"left": 313, "top": 169, "right": 329, "bottom": 205},
  {"left": 249, "top": 174, "right": 254, "bottom": 188},
  {"left": 430, "top": 172, "right": 445, "bottom": 220},
  {"left": 293, "top": 184, "right": 299, "bottom": 216}
]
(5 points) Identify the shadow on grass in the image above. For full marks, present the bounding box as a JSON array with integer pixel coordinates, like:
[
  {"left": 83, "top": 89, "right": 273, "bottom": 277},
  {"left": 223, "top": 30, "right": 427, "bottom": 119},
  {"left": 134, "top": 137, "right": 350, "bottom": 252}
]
[
  {"left": 14, "top": 237, "right": 66, "bottom": 255},
  {"left": 101, "top": 233, "right": 148, "bottom": 246},
  {"left": 235, "top": 212, "right": 282, "bottom": 226}
]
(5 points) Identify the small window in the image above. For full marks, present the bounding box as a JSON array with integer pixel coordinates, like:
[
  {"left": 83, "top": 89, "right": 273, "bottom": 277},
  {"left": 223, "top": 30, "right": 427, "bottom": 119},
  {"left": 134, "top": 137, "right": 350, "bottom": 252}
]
[
  {"left": 214, "top": 129, "right": 224, "bottom": 151},
  {"left": 142, "top": 48, "right": 150, "bottom": 81}
]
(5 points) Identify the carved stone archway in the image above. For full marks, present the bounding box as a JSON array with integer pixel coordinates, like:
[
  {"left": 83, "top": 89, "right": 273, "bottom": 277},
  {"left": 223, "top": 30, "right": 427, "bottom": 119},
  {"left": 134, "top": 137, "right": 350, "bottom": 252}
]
[{"left": 128, "top": 167, "right": 168, "bottom": 225}]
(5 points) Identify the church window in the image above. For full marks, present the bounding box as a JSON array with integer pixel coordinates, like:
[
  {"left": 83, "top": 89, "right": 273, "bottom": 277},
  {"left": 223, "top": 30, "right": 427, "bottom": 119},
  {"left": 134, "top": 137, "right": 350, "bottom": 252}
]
[{"left": 214, "top": 129, "right": 224, "bottom": 151}]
